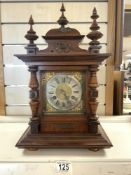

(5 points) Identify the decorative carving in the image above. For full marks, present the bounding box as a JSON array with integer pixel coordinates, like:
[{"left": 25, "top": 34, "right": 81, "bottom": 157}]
[
  {"left": 28, "top": 66, "right": 39, "bottom": 134},
  {"left": 38, "top": 4, "right": 85, "bottom": 55},
  {"left": 90, "top": 89, "right": 98, "bottom": 98},
  {"left": 25, "top": 16, "right": 39, "bottom": 54},
  {"left": 88, "top": 65, "right": 99, "bottom": 133},
  {"left": 87, "top": 7, "right": 103, "bottom": 53},
  {"left": 29, "top": 90, "right": 38, "bottom": 99},
  {"left": 55, "top": 42, "right": 72, "bottom": 53}
]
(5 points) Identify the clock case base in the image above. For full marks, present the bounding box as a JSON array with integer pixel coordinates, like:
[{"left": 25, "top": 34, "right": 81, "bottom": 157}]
[{"left": 16, "top": 125, "right": 112, "bottom": 151}]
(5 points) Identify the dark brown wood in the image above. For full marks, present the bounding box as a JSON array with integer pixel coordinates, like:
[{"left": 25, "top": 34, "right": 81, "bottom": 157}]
[
  {"left": 57, "top": 3, "right": 69, "bottom": 30},
  {"left": 25, "top": 16, "right": 38, "bottom": 54},
  {"left": 113, "top": 71, "right": 124, "bottom": 115},
  {"left": 87, "top": 7, "right": 103, "bottom": 53},
  {"left": 15, "top": 5, "right": 112, "bottom": 151},
  {"left": 113, "top": 0, "right": 124, "bottom": 115},
  {"left": 88, "top": 65, "right": 99, "bottom": 133},
  {"left": 16, "top": 125, "right": 112, "bottom": 150},
  {"left": 40, "top": 115, "right": 88, "bottom": 133},
  {"left": 28, "top": 66, "right": 40, "bottom": 134}
]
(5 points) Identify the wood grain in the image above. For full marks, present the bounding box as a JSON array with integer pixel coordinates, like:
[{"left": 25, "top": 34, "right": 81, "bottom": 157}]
[
  {"left": 113, "top": 71, "right": 124, "bottom": 115},
  {"left": 105, "top": 0, "right": 116, "bottom": 115},
  {"left": 3, "top": 45, "right": 107, "bottom": 65},
  {"left": 113, "top": 0, "right": 124, "bottom": 115}
]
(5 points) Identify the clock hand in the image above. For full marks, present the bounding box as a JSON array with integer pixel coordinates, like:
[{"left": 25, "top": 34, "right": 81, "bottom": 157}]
[
  {"left": 59, "top": 89, "right": 69, "bottom": 101},
  {"left": 61, "top": 91, "right": 72, "bottom": 107}
]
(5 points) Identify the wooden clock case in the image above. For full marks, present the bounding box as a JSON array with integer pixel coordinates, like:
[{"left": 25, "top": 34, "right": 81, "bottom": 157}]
[{"left": 15, "top": 4, "right": 112, "bottom": 151}]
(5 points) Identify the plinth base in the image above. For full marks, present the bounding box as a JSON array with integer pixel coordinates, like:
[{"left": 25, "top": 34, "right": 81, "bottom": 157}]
[{"left": 16, "top": 125, "right": 112, "bottom": 151}]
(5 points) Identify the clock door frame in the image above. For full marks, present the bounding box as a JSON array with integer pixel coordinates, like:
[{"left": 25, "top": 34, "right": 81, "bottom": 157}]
[{"left": 38, "top": 65, "right": 90, "bottom": 133}]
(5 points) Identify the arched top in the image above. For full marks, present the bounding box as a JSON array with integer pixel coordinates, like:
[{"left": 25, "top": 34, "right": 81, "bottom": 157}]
[
  {"left": 44, "top": 27, "right": 82, "bottom": 39},
  {"left": 43, "top": 3, "right": 82, "bottom": 39},
  {"left": 23, "top": 5, "right": 106, "bottom": 56}
]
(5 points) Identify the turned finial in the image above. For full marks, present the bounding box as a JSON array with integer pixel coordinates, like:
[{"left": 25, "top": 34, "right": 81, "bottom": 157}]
[
  {"left": 25, "top": 15, "right": 38, "bottom": 44},
  {"left": 29, "top": 15, "right": 34, "bottom": 26},
  {"left": 57, "top": 3, "right": 69, "bottom": 30},
  {"left": 87, "top": 7, "right": 103, "bottom": 53},
  {"left": 25, "top": 15, "right": 38, "bottom": 54}
]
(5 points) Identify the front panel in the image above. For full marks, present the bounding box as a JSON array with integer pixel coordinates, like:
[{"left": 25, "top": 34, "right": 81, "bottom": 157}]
[{"left": 39, "top": 66, "right": 89, "bottom": 133}]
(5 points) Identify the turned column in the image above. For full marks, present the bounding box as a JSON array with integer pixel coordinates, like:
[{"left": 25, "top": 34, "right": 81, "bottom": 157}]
[
  {"left": 87, "top": 8, "right": 103, "bottom": 133},
  {"left": 29, "top": 66, "right": 39, "bottom": 134},
  {"left": 24, "top": 16, "right": 39, "bottom": 133},
  {"left": 88, "top": 65, "right": 99, "bottom": 133}
]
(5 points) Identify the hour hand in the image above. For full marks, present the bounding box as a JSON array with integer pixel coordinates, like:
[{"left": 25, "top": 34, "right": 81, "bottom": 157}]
[{"left": 60, "top": 89, "right": 69, "bottom": 100}]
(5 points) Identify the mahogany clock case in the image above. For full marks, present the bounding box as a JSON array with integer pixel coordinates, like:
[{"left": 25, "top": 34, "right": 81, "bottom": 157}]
[{"left": 15, "top": 4, "right": 112, "bottom": 151}]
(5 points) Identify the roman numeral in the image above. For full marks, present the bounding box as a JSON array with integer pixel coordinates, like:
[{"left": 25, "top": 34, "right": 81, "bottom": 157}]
[
  {"left": 72, "top": 84, "right": 77, "bottom": 88},
  {"left": 56, "top": 100, "right": 60, "bottom": 105},
  {"left": 48, "top": 92, "right": 54, "bottom": 94},
  {"left": 67, "top": 100, "right": 72, "bottom": 106},
  {"left": 55, "top": 78, "right": 60, "bottom": 84},
  {"left": 71, "top": 96, "right": 77, "bottom": 101},
  {"left": 66, "top": 77, "right": 72, "bottom": 84},
  {"left": 62, "top": 77, "right": 66, "bottom": 83},
  {"left": 50, "top": 85, "right": 55, "bottom": 88},
  {"left": 73, "top": 91, "right": 79, "bottom": 93},
  {"left": 51, "top": 96, "right": 57, "bottom": 100},
  {"left": 62, "top": 102, "right": 66, "bottom": 107}
]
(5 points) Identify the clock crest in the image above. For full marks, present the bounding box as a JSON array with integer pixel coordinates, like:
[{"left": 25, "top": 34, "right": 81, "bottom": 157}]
[{"left": 15, "top": 4, "right": 112, "bottom": 151}]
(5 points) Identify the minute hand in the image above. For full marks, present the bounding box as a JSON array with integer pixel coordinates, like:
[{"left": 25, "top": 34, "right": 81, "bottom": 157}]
[{"left": 60, "top": 89, "right": 69, "bottom": 101}]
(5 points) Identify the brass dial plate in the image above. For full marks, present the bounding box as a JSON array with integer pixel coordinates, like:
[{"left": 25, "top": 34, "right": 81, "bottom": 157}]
[{"left": 42, "top": 72, "right": 84, "bottom": 113}]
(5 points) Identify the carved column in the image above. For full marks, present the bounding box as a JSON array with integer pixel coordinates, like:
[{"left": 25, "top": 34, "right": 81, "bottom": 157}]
[
  {"left": 87, "top": 8, "right": 103, "bottom": 133},
  {"left": 88, "top": 65, "right": 99, "bottom": 133},
  {"left": 29, "top": 66, "right": 39, "bottom": 134}
]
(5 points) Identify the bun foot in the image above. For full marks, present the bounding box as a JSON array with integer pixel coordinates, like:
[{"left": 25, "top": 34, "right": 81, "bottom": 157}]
[
  {"left": 26, "top": 148, "right": 39, "bottom": 151},
  {"left": 88, "top": 148, "right": 101, "bottom": 152}
]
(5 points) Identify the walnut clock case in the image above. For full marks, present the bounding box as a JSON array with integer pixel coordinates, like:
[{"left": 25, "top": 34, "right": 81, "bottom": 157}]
[{"left": 15, "top": 4, "right": 112, "bottom": 151}]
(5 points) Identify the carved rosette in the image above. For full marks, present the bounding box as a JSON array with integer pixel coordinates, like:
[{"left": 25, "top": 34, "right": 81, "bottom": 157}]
[
  {"left": 88, "top": 65, "right": 99, "bottom": 133},
  {"left": 28, "top": 66, "right": 39, "bottom": 134},
  {"left": 55, "top": 42, "right": 72, "bottom": 53}
]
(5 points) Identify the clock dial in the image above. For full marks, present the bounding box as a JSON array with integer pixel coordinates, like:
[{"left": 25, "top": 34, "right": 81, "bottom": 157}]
[{"left": 46, "top": 74, "right": 82, "bottom": 111}]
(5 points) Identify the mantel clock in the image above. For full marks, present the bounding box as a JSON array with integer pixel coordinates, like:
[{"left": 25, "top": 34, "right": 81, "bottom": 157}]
[{"left": 15, "top": 4, "right": 112, "bottom": 151}]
